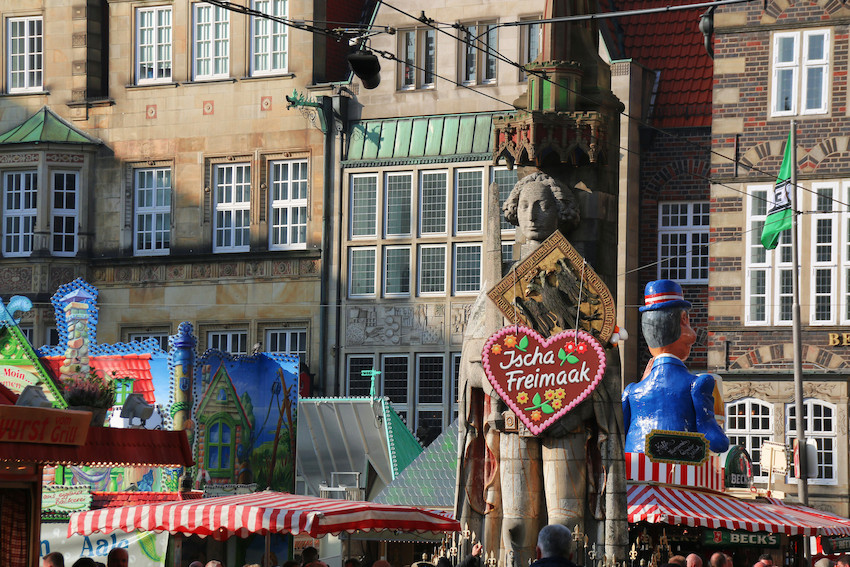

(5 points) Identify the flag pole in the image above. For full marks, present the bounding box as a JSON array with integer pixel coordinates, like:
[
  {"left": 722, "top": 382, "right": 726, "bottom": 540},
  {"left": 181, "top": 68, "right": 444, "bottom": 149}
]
[{"left": 789, "top": 119, "right": 808, "bottom": 506}]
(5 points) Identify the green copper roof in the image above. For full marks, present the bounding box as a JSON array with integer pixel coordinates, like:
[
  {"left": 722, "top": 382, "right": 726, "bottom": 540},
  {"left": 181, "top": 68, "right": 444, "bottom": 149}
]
[
  {"left": 0, "top": 106, "right": 101, "bottom": 145},
  {"left": 0, "top": 324, "right": 67, "bottom": 407},
  {"left": 373, "top": 420, "right": 458, "bottom": 508},
  {"left": 344, "top": 112, "right": 498, "bottom": 167},
  {"left": 381, "top": 398, "right": 424, "bottom": 478}
]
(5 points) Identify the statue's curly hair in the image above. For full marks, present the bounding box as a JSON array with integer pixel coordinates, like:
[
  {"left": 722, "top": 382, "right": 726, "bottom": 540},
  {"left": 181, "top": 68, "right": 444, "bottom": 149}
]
[{"left": 502, "top": 171, "right": 580, "bottom": 231}]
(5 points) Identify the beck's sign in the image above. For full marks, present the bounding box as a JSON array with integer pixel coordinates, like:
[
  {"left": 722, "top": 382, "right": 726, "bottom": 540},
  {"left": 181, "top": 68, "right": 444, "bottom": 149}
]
[
  {"left": 703, "top": 529, "right": 779, "bottom": 548},
  {"left": 482, "top": 327, "right": 606, "bottom": 435}
]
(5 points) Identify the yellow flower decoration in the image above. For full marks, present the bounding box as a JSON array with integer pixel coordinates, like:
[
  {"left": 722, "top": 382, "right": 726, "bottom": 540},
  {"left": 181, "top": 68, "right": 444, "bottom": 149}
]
[
  {"left": 551, "top": 399, "right": 563, "bottom": 410},
  {"left": 491, "top": 344, "right": 503, "bottom": 355},
  {"left": 516, "top": 392, "right": 529, "bottom": 404},
  {"left": 531, "top": 409, "right": 542, "bottom": 422},
  {"left": 544, "top": 389, "right": 555, "bottom": 401},
  {"left": 555, "top": 388, "right": 566, "bottom": 399}
]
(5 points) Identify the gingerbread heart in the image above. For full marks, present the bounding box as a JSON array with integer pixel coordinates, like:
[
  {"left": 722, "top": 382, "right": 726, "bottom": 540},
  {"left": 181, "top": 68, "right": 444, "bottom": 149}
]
[{"left": 482, "top": 326, "right": 607, "bottom": 435}]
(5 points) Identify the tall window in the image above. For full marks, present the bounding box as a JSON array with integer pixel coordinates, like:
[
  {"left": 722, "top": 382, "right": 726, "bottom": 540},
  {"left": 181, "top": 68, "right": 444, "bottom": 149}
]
[
  {"left": 134, "top": 168, "right": 171, "bottom": 255},
  {"left": 460, "top": 23, "right": 498, "bottom": 85},
  {"left": 725, "top": 398, "right": 772, "bottom": 481},
  {"left": 213, "top": 164, "right": 251, "bottom": 252},
  {"left": 771, "top": 29, "right": 829, "bottom": 117},
  {"left": 420, "top": 171, "right": 447, "bottom": 235},
  {"left": 350, "top": 174, "right": 378, "bottom": 237},
  {"left": 786, "top": 400, "right": 836, "bottom": 484},
  {"left": 455, "top": 169, "right": 483, "bottom": 234},
  {"left": 251, "top": 0, "right": 288, "bottom": 75},
  {"left": 137, "top": 7, "right": 172, "bottom": 83},
  {"left": 269, "top": 159, "right": 308, "bottom": 250},
  {"left": 347, "top": 355, "right": 376, "bottom": 396},
  {"left": 418, "top": 245, "right": 446, "bottom": 295},
  {"left": 265, "top": 327, "right": 307, "bottom": 355},
  {"left": 2, "top": 171, "right": 37, "bottom": 257},
  {"left": 384, "top": 245, "right": 411, "bottom": 297},
  {"left": 206, "top": 417, "right": 234, "bottom": 473},
  {"left": 399, "top": 29, "right": 436, "bottom": 89},
  {"left": 416, "top": 354, "right": 445, "bottom": 445},
  {"left": 382, "top": 355, "right": 409, "bottom": 415},
  {"left": 349, "top": 247, "right": 376, "bottom": 297},
  {"left": 454, "top": 243, "right": 481, "bottom": 294},
  {"left": 193, "top": 2, "right": 230, "bottom": 80},
  {"left": 8, "top": 16, "right": 43, "bottom": 92},
  {"left": 207, "top": 330, "right": 248, "bottom": 354},
  {"left": 746, "top": 185, "right": 793, "bottom": 325},
  {"left": 519, "top": 17, "right": 541, "bottom": 81},
  {"left": 493, "top": 167, "right": 518, "bottom": 231},
  {"left": 51, "top": 171, "right": 78, "bottom": 256},
  {"left": 658, "top": 202, "right": 709, "bottom": 283},
  {"left": 811, "top": 184, "right": 837, "bottom": 324},
  {"left": 385, "top": 173, "right": 412, "bottom": 237}
]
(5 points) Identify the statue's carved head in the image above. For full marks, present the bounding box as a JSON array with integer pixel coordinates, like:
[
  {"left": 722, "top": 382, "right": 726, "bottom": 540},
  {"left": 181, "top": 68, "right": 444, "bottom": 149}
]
[{"left": 503, "top": 171, "right": 580, "bottom": 240}]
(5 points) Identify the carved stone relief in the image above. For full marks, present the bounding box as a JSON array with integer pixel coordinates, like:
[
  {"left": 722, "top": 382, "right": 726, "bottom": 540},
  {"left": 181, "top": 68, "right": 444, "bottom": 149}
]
[
  {"left": 345, "top": 303, "right": 445, "bottom": 347},
  {"left": 450, "top": 303, "right": 474, "bottom": 345},
  {"left": 723, "top": 381, "right": 774, "bottom": 402}
]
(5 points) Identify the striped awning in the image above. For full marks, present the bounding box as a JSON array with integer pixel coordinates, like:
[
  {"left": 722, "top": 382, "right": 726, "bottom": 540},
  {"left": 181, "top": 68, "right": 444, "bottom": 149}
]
[
  {"left": 628, "top": 484, "right": 850, "bottom": 537},
  {"left": 68, "top": 491, "right": 460, "bottom": 541}
]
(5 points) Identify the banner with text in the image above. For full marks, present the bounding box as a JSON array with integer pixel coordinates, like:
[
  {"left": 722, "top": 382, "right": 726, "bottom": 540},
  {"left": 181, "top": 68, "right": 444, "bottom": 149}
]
[{"left": 40, "top": 522, "right": 167, "bottom": 566}]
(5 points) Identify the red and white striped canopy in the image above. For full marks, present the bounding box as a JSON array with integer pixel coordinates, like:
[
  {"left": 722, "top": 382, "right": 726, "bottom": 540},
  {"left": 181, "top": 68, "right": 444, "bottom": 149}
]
[
  {"left": 68, "top": 491, "right": 460, "bottom": 541},
  {"left": 628, "top": 484, "right": 850, "bottom": 537}
]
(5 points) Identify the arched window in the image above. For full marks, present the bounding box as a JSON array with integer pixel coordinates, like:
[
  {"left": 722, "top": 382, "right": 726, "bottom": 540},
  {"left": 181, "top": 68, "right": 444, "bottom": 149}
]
[
  {"left": 206, "top": 416, "right": 234, "bottom": 474},
  {"left": 725, "top": 398, "right": 773, "bottom": 482},
  {"left": 786, "top": 399, "right": 837, "bottom": 484}
]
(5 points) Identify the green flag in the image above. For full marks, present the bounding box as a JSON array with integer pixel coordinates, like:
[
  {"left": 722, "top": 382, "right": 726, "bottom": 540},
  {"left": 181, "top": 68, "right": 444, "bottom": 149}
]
[{"left": 761, "top": 127, "right": 794, "bottom": 250}]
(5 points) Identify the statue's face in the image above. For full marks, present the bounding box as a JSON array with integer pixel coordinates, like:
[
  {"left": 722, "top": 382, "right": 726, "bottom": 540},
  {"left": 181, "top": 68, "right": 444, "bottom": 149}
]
[{"left": 517, "top": 182, "right": 559, "bottom": 242}]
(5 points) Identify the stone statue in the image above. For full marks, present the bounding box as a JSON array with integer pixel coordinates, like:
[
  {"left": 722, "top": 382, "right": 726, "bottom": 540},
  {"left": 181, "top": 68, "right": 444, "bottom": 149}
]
[
  {"left": 621, "top": 280, "right": 729, "bottom": 454},
  {"left": 457, "top": 171, "right": 625, "bottom": 567}
]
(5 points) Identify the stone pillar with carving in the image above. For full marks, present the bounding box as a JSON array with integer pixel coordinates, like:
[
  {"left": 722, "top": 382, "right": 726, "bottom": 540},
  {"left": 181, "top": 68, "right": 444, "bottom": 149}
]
[{"left": 58, "top": 288, "right": 94, "bottom": 382}]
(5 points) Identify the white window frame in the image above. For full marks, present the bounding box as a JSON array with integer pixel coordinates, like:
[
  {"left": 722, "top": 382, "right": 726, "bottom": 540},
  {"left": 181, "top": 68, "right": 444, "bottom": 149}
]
[
  {"left": 725, "top": 398, "right": 773, "bottom": 483},
  {"left": 2, "top": 170, "right": 37, "bottom": 257},
  {"left": 347, "top": 354, "right": 376, "bottom": 397},
  {"left": 460, "top": 22, "right": 498, "bottom": 86},
  {"left": 811, "top": 182, "right": 838, "bottom": 324},
  {"left": 213, "top": 163, "right": 251, "bottom": 253},
  {"left": 771, "top": 29, "right": 830, "bottom": 117},
  {"left": 51, "top": 170, "right": 78, "bottom": 257},
  {"left": 785, "top": 399, "right": 837, "bottom": 485},
  {"left": 384, "top": 172, "right": 412, "bottom": 238},
  {"left": 842, "top": 181, "right": 850, "bottom": 324},
  {"left": 127, "top": 331, "right": 170, "bottom": 351},
  {"left": 251, "top": 0, "right": 288, "bottom": 76},
  {"left": 269, "top": 159, "right": 308, "bottom": 250},
  {"left": 657, "top": 201, "right": 709, "bottom": 284},
  {"left": 383, "top": 245, "right": 411, "bottom": 298},
  {"left": 418, "top": 244, "right": 447, "bottom": 296},
  {"left": 264, "top": 327, "right": 307, "bottom": 356},
  {"left": 348, "top": 247, "right": 377, "bottom": 298},
  {"left": 7, "top": 16, "right": 43, "bottom": 92},
  {"left": 399, "top": 28, "right": 436, "bottom": 90},
  {"left": 416, "top": 353, "right": 446, "bottom": 425},
  {"left": 492, "top": 166, "right": 518, "bottom": 233},
  {"left": 134, "top": 167, "right": 172, "bottom": 256},
  {"left": 136, "top": 6, "right": 172, "bottom": 84},
  {"left": 453, "top": 243, "right": 482, "bottom": 295},
  {"left": 419, "top": 170, "right": 448, "bottom": 236},
  {"left": 454, "top": 168, "right": 484, "bottom": 235},
  {"left": 207, "top": 329, "right": 248, "bottom": 355},
  {"left": 193, "top": 2, "right": 230, "bottom": 80},
  {"left": 451, "top": 352, "right": 461, "bottom": 420},
  {"left": 381, "top": 354, "right": 410, "bottom": 415},
  {"left": 350, "top": 173, "right": 378, "bottom": 238}
]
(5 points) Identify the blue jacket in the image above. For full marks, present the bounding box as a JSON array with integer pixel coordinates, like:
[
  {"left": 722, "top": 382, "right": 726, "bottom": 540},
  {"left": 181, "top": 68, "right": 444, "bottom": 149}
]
[{"left": 622, "top": 355, "right": 729, "bottom": 453}]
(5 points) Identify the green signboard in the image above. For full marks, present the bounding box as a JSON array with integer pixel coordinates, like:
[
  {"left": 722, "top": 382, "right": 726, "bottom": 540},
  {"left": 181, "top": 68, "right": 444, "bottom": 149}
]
[{"left": 702, "top": 529, "right": 780, "bottom": 548}]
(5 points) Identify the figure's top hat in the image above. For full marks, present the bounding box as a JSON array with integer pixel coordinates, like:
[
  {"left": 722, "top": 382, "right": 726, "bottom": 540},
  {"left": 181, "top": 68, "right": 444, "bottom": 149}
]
[{"left": 639, "top": 279, "right": 692, "bottom": 312}]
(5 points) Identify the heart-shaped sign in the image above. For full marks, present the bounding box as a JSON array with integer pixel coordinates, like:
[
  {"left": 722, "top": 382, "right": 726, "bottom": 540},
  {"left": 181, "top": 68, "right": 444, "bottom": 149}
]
[{"left": 482, "top": 326, "right": 606, "bottom": 435}]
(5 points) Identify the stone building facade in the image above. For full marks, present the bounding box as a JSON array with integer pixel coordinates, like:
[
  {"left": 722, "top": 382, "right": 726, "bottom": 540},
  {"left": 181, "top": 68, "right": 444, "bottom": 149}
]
[{"left": 711, "top": 0, "right": 850, "bottom": 515}]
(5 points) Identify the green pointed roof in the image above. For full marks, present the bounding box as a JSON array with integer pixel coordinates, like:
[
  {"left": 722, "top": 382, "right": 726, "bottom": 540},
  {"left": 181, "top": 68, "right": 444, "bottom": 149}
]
[
  {"left": 0, "top": 323, "right": 67, "bottom": 407},
  {"left": 0, "top": 106, "right": 101, "bottom": 145}
]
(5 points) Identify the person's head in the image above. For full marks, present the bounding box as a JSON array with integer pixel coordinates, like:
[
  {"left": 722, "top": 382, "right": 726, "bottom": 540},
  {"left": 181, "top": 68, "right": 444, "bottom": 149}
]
[
  {"left": 758, "top": 555, "right": 773, "bottom": 567},
  {"left": 503, "top": 172, "right": 579, "bottom": 244},
  {"left": 72, "top": 560, "right": 96, "bottom": 567},
  {"left": 709, "top": 553, "right": 726, "bottom": 567},
  {"left": 44, "top": 552, "right": 65, "bottom": 567},
  {"left": 205, "top": 562, "right": 224, "bottom": 567},
  {"left": 107, "top": 548, "right": 129, "bottom": 567},
  {"left": 725, "top": 555, "right": 733, "bottom": 567},
  {"left": 640, "top": 280, "right": 695, "bottom": 359},
  {"left": 436, "top": 558, "right": 452, "bottom": 567},
  {"left": 836, "top": 556, "right": 850, "bottom": 567},
  {"left": 687, "top": 554, "right": 703, "bottom": 567},
  {"left": 752, "top": 562, "right": 765, "bottom": 567},
  {"left": 189, "top": 563, "right": 205, "bottom": 567},
  {"left": 536, "top": 523, "right": 574, "bottom": 560},
  {"left": 302, "top": 548, "right": 320, "bottom": 565},
  {"left": 344, "top": 559, "right": 361, "bottom": 567},
  {"left": 670, "top": 556, "right": 687, "bottom": 567}
]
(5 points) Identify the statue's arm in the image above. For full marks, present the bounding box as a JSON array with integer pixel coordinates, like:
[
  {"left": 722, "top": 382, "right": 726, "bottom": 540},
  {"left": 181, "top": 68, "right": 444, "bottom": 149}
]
[{"left": 692, "top": 374, "right": 730, "bottom": 453}]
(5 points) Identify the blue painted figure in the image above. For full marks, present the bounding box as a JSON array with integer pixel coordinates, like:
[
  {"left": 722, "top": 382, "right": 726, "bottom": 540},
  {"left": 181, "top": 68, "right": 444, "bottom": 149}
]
[{"left": 622, "top": 280, "right": 729, "bottom": 454}]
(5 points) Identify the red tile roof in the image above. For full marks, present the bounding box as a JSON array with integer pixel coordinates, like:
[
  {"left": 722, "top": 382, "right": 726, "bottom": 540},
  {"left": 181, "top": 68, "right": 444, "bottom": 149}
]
[
  {"left": 91, "top": 490, "right": 203, "bottom": 509},
  {"left": 611, "top": 0, "right": 713, "bottom": 128},
  {"left": 44, "top": 354, "right": 156, "bottom": 405}
]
